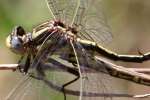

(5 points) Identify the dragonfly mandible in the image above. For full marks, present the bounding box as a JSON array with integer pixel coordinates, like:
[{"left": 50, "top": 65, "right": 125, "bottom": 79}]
[{"left": 5, "top": 0, "right": 150, "bottom": 100}]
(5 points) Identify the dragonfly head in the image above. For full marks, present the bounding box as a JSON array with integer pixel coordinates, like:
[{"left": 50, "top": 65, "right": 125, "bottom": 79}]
[{"left": 6, "top": 26, "right": 26, "bottom": 54}]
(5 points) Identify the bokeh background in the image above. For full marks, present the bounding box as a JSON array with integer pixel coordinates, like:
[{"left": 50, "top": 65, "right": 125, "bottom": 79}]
[{"left": 0, "top": 0, "right": 150, "bottom": 100}]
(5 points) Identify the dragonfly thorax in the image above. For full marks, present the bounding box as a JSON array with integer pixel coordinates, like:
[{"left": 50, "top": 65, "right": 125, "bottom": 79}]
[
  {"left": 53, "top": 20, "right": 78, "bottom": 34},
  {"left": 52, "top": 20, "right": 78, "bottom": 41}
]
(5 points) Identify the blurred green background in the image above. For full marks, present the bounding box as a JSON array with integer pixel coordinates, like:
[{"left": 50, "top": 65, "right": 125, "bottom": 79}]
[{"left": 0, "top": 0, "right": 150, "bottom": 100}]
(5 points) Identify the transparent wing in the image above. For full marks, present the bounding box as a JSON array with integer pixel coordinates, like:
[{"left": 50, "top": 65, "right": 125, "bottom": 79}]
[
  {"left": 38, "top": 38, "right": 116, "bottom": 100},
  {"left": 46, "top": 0, "right": 112, "bottom": 44},
  {"left": 5, "top": 43, "right": 69, "bottom": 100},
  {"left": 5, "top": 31, "right": 68, "bottom": 100},
  {"left": 46, "top": 0, "right": 79, "bottom": 26},
  {"left": 29, "top": 33, "right": 77, "bottom": 99},
  {"left": 5, "top": 73, "right": 55, "bottom": 100},
  {"left": 68, "top": 41, "right": 139, "bottom": 100},
  {"left": 5, "top": 74, "right": 30, "bottom": 100},
  {"left": 72, "top": 42, "right": 113, "bottom": 100},
  {"left": 28, "top": 31, "right": 112, "bottom": 100},
  {"left": 73, "top": 0, "right": 113, "bottom": 44}
]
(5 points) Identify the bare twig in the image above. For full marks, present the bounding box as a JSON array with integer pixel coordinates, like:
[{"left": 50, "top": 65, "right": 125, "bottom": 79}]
[
  {"left": 129, "top": 68, "right": 150, "bottom": 74},
  {"left": 0, "top": 63, "right": 150, "bottom": 74},
  {"left": 0, "top": 64, "right": 18, "bottom": 71}
]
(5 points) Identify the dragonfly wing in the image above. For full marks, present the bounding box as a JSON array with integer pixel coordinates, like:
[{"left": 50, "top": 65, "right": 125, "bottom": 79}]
[
  {"left": 73, "top": 0, "right": 113, "bottom": 44},
  {"left": 46, "top": 0, "right": 80, "bottom": 25},
  {"left": 29, "top": 34, "right": 78, "bottom": 99},
  {"left": 5, "top": 75, "right": 30, "bottom": 100},
  {"left": 6, "top": 33, "right": 69, "bottom": 100},
  {"left": 46, "top": 0, "right": 112, "bottom": 44},
  {"left": 71, "top": 42, "right": 113, "bottom": 100},
  {"left": 5, "top": 73, "right": 52, "bottom": 100}
]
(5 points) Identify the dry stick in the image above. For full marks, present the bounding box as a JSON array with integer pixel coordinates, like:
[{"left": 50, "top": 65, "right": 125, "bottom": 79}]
[
  {"left": 0, "top": 63, "right": 150, "bottom": 74},
  {"left": 129, "top": 68, "right": 150, "bottom": 74},
  {"left": 0, "top": 64, "right": 18, "bottom": 71}
]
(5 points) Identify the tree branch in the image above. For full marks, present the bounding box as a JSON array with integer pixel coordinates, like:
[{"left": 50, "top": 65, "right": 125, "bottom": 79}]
[{"left": 0, "top": 63, "right": 150, "bottom": 74}]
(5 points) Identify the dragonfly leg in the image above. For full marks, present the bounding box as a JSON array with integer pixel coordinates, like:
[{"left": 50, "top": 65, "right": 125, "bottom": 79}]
[
  {"left": 62, "top": 74, "right": 80, "bottom": 100},
  {"left": 17, "top": 55, "right": 24, "bottom": 72},
  {"left": 36, "top": 63, "right": 46, "bottom": 77},
  {"left": 23, "top": 54, "right": 31, "bottom": 74}
]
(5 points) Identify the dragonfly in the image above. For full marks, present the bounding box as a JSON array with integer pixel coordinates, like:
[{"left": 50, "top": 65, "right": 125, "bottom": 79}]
[{"left": 5, "top": 0, "right": 150, "bottom": 100}]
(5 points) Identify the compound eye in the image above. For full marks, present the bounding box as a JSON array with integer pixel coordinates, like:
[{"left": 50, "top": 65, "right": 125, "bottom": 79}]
[
  {"left": 16, "top": 26, "right": 26, "bottom": 36},
  {"left": 11, "top": 36, "right": 23, "bottom": 48}
]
